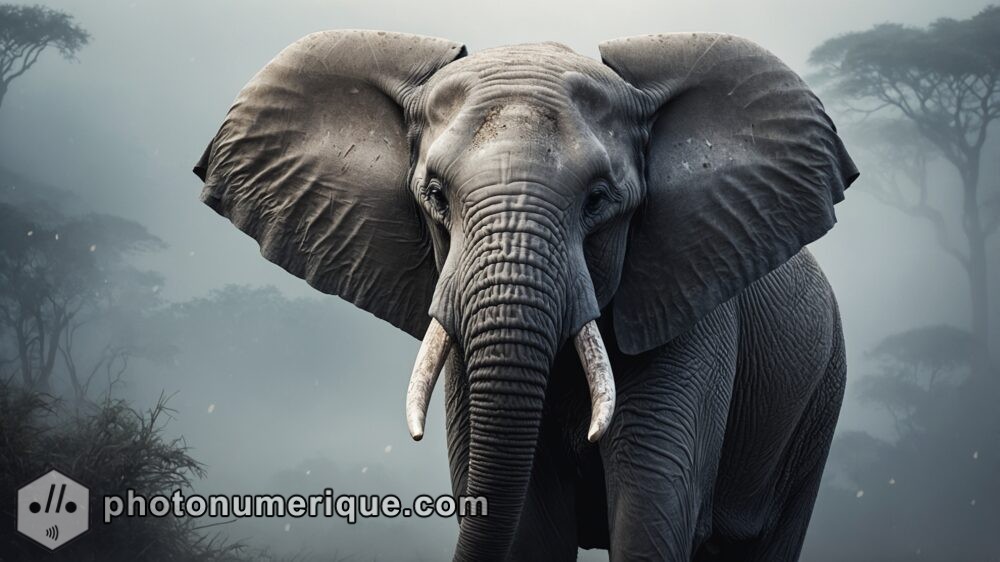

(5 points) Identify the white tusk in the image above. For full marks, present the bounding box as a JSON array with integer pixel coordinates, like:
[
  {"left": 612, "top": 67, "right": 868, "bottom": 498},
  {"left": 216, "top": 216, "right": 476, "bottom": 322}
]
[
  {"left": 406, "top": 318, "right": 452, "bottom": 441},
  {"left": 574, "top": 320, "right": 616, "bottom": 443}
]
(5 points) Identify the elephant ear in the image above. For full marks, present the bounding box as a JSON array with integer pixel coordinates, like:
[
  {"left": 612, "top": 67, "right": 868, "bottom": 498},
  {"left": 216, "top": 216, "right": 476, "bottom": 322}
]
[
  {"left": 600, "top": 34, "right": 858, "bottom": 355},
  {"left": 194, "top": 30, "right": 466, "bottom": 339}
]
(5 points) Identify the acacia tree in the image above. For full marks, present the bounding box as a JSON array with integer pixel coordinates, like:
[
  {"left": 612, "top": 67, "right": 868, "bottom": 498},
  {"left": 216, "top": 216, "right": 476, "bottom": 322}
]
[
  {"left": 810, "top": 7, "right": 1000, "bottom": 367},
  {"left": 0, "top": 4, "right": 88, "bottom": 110},
  {"left": 0, "top": 204, "right": 165, "bottom": 400},
  {"left": 856, "top": 325, "right": 977, "bottom": 438}
]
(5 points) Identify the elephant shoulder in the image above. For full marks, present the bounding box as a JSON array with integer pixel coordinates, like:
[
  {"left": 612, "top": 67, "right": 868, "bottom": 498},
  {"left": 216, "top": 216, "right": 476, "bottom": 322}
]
[
  {"left": 735, "top": 248, "right": 839, "bottom": 375},
  {"left": 742, "top": 248, "right": 835, "bottom": 318}
]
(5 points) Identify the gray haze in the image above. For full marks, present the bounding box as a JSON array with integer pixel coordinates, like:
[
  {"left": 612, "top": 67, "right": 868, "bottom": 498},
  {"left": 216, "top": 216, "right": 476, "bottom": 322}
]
[{"left": 1, "top": 0, "right": 995, "bottom": 559}]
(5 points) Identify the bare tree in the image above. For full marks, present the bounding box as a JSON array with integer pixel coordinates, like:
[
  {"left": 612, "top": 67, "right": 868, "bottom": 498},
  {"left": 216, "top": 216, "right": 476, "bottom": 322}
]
[
  {"left": 810, "top": 7, "right": 1000, "bottom": 370},
  {"left": 0, "top": 4, "right": 89, "bottom": 110}
]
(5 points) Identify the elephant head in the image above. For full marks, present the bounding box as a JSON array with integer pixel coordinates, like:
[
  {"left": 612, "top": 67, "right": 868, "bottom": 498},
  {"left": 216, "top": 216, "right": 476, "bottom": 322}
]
[{"left": 194, "top": 30, "right": 856, "bottom": 561}]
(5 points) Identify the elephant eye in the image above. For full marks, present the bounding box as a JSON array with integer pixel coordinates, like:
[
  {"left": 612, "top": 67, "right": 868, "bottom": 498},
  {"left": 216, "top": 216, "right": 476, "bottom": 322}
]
[
  {"left": 584, "top": 182, "right": 611, "bottom": 215},
  {"left": 423, "top": 179, "right": 449, "bottom": 215}
]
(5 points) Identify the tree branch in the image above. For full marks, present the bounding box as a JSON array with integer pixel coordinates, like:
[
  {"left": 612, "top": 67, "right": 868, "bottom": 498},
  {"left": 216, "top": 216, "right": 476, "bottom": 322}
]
[
  {"left": 866, "top": 175, "right": 971, "bottom": 268},
  {"left": 4, "top": 43, "right": 46, "bottom": 84}
]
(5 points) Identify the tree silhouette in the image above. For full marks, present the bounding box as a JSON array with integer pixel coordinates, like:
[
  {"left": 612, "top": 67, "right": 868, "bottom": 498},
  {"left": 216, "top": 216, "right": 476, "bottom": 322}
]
[
  {"left": 0, "top": 204, "right": 165, "bottom": 400},
  {"left": 810, "top": 7, "right": 1000, "bottom": 369},
  {"left": 856, "top": 325, "right": 977, "bottom": 438},
  {"left": 0, "top": 4, "right": 89, "bottom": 110}
]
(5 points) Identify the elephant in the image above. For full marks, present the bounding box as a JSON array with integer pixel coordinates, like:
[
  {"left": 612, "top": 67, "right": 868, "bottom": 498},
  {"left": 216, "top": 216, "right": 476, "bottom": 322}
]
[{"left": 193, "top": 30, "right": 858, "bottom": 561}]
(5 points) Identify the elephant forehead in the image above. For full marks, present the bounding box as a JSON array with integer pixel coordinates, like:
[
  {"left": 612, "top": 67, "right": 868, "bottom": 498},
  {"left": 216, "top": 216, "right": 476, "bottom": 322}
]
[
  {"left": 470, "top": 104, "right": 558, "bottom": 146},
  {"left": 425, "top": 103, "right": 609, "bottom": 186},
  {"left": 422, "top": 44, "right": 632, "bottom": 145},
  {"left": 420, "top": 45, "right": 632, "bottom": 187}
]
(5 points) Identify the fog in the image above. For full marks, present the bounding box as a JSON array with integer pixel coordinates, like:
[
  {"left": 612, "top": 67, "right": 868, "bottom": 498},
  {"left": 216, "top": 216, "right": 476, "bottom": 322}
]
[{"left": 1, "top": 0, "right": 997, "bottom": 560}]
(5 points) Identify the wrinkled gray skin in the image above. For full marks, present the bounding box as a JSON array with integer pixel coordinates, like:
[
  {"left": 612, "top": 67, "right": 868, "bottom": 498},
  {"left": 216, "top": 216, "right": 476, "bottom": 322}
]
[{"left": 194, "top": 31, "right": 858, "bottom": 561}]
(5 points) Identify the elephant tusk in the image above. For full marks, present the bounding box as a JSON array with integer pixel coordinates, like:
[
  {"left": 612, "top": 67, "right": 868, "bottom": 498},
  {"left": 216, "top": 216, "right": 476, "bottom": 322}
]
[
  {"left": 406, "top": 318, "right": 452, "bottom": 441},
  {"left": 574, "top": 320, "right": 616, "bottom": 443}
]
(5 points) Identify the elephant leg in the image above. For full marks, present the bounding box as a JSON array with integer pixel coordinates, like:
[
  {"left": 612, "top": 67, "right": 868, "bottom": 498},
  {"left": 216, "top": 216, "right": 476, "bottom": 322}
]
[
  {"left": 698, "top": 309, "right": 846, "bottom": 562},
  {"left": 602, "top": 302, "right": 739, "bottom": 561},
  {"left": 746, "top": 342, "right": 845, "bottom": 562}
]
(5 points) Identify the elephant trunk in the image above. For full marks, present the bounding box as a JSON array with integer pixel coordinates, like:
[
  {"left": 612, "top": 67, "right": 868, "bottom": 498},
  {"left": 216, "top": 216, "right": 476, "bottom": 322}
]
[
  {"left": 453, "top": 224, "right": 565, "bottom": 561},
  {"left": 455, "top": 339, "right": 549, "bottom": 559},
  {"left": 455, "top": 300, "right": 556, "bottom": 560}
]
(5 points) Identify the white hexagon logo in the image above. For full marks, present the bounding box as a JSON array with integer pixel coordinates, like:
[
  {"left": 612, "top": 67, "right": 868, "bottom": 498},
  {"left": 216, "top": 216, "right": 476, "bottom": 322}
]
[{"left": 17, "top": 469, "right": 89, "bottom": 550}]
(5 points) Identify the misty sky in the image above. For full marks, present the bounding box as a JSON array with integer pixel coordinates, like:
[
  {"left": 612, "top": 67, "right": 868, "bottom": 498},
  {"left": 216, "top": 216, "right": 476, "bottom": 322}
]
[{"left": 1, "top": 0, "right": 996, "bottom": 559}]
